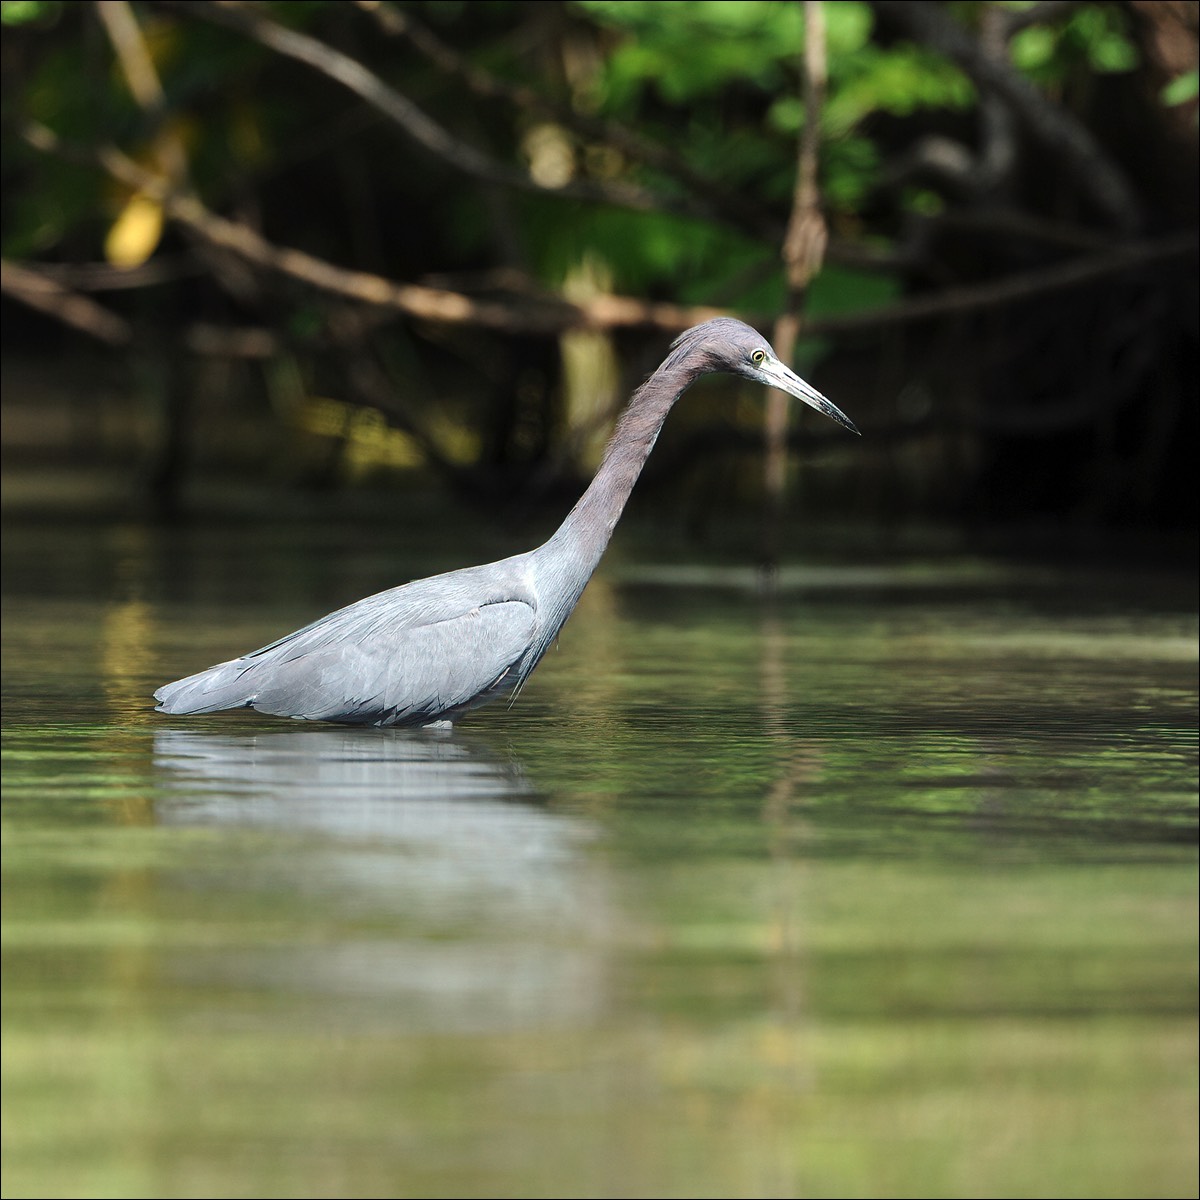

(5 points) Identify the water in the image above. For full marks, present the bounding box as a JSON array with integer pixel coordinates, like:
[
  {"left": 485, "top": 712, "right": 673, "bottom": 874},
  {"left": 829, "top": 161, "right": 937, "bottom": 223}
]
[{"left": 2, "top": 518, "right": 1196, "bottom": 1198}]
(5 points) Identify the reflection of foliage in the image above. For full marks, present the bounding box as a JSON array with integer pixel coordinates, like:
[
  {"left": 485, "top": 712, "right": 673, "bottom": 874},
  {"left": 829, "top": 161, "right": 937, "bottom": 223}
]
[{"left": 0, "top": 1, "right": 1196, "bottom": 529}]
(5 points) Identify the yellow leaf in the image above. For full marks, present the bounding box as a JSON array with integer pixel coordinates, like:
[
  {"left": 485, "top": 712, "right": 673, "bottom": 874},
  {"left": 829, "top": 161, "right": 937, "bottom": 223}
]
[{"left": 105, "top": 192, "right": 164, "bottom": 268}]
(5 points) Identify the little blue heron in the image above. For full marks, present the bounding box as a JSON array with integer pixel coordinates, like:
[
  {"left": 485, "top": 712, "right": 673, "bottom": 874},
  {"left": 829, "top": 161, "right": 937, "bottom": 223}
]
[{"left": 155, "top": 318, "right": 858, "bottom": 728}]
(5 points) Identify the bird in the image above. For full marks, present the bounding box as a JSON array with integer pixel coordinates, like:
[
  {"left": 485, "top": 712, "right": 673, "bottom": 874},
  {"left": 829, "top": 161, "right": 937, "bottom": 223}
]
[{"left": 155, "top": 318, "right": 858, "bottom": 728}]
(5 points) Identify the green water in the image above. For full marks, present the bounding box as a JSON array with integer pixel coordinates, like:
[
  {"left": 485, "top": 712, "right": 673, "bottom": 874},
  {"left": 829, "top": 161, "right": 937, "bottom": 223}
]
[{"left": 2, "top": 519, "right": 1197, "bottom": 1199}]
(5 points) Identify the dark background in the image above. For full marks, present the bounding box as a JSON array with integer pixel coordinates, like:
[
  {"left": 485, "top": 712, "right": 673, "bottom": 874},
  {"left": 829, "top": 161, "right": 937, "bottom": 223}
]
[{"left": 2, "top": 0, "right": 1197, "bottom": 554}]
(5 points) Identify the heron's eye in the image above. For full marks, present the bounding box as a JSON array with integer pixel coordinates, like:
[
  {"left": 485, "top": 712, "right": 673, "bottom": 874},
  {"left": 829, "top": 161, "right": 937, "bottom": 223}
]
[{"left": 750, "top": 349, "right": 766, "bottom": 364}]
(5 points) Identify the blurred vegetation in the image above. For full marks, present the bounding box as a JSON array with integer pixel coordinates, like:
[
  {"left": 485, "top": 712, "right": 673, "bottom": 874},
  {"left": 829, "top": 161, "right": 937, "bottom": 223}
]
[{"left": 0, "top": 0, "right": 1196, "bottom": 537}]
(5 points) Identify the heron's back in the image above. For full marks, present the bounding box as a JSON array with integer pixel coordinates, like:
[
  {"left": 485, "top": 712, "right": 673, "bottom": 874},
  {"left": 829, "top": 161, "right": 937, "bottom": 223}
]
[{"left": 155, "top": 556, "right": 542, "bottom": 726}]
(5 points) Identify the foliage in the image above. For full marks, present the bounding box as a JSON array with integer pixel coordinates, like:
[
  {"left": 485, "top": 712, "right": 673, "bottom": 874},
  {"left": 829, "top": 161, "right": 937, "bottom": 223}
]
[
  {"left": 1, "top": 1, "right": 1188, "bottom": 287},
  {"left": 0, "top": 0, "right": 1195, "bottom": 529},
  {"left": 0, "top": 0, "right": 59, "bottom": 25},
  {"left": 1008, "top": 2, "right": 1139, "bottom": 78}
]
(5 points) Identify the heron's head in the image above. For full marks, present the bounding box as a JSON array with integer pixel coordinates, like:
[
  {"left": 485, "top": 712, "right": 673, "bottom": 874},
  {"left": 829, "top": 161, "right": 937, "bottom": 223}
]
[{"left": 670, "top": 317, "right": 859, "bottom": 435}]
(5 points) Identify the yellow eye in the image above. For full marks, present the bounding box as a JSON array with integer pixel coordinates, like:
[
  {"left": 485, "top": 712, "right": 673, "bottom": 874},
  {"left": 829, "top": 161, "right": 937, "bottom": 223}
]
[{"left": 751, "top": 349, "right": 766, "bottom": 364}]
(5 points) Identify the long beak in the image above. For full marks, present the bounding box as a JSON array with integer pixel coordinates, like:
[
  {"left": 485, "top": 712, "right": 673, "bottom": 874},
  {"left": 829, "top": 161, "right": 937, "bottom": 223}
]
[{"left": 756, "top": 357, "right": 860, "bottom": 435}]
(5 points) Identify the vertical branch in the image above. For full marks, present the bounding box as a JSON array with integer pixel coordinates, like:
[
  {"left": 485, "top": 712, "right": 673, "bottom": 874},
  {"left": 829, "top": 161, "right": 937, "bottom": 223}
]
[
  {"left": 762, "top": 0, "right": 828, "bottom": 571},
  {"left": 95, "top": 0, "right": 165, "bottom": 107},
  {"left": 94, "top": 0, "right": 189, "bottom": 185},
  {"left": 95, "top": 0, "right": 193, "bottom": 514}
]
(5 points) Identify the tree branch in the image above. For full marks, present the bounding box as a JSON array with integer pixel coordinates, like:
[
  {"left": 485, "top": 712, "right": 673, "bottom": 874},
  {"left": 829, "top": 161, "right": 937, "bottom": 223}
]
[
  {"left": 765, "top": 1, "right": 830, "bottom": 531},
  {"left": 18, "top": 119, "right": 725, "bottom": 336},
  {"left": 876, "top": 0, "right": 1143, "bottom": 232},
  {"left": 1, "top": 258, "right": 134, "bottom": 345},
  {"left": 163, "top": 0, "right": 712, "bottom": 225},
  {"left": 354, "top": 0, "right": 782, "bottom": 240},
  {"left": 17, "top": 120, "right": 1192, "bottom": 347},
  {"left": 807, "top": 231, "right": 1197, "bottom": 335},
  {"left": 95, "top": 0, "right": 190, "bottom": 185}
]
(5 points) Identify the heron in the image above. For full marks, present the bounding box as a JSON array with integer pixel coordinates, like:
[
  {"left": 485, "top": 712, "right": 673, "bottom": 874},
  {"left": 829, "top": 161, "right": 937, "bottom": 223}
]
[{"left": 155, "top": 318, "right": 858, "bottom": 728}]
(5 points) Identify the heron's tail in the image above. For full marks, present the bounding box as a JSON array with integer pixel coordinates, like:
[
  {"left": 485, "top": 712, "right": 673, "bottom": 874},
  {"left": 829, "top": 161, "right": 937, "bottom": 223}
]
[{"left": 154, "top": 659, "right": 255, "bottom": 715}]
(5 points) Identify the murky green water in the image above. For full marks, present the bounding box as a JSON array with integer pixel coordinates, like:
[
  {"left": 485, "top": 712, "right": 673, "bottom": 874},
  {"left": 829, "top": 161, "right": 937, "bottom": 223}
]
[{"left": 3, "top": 518, "right": 1197, "bottom": 1199}]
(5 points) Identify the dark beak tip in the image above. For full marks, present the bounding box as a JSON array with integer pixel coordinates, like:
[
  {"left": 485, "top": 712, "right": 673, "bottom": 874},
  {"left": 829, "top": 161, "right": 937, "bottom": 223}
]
[{"left": 825, "top": 407, "right": 860, "bottom": 436}]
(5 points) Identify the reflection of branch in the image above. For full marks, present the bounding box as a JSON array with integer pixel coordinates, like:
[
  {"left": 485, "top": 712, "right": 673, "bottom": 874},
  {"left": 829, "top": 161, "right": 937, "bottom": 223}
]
[
  {"left": 876, "top": 1, "right": 1142, "bottom": 232},
  {"left": 1, "top": 259, "right": 133, "bottom": 345},
  {"left": 167, "top": 0, "right": 701, "bottom": 223}
]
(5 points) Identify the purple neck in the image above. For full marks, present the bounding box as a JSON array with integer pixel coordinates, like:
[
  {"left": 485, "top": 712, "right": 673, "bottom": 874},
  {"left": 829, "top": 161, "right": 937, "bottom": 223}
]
[{"left": 543, "top": 359, "right": 693, "bottom": 572}]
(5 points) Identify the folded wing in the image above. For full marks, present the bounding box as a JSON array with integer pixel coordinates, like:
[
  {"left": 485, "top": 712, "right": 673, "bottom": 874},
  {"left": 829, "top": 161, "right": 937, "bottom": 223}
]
[{"left": 155, "top": 575, "right": 538, "bottom": 726}]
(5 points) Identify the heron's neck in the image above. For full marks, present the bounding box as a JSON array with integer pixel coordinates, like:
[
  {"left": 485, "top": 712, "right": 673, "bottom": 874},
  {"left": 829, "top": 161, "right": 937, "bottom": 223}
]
[{"left": 544, "top": 360, "right": 691, "bottom": 573}]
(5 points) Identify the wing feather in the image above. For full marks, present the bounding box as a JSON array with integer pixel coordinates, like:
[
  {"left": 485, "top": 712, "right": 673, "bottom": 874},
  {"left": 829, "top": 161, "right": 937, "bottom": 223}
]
[{"left": 155, "top": 562, "right": 539, "bottom": 726}]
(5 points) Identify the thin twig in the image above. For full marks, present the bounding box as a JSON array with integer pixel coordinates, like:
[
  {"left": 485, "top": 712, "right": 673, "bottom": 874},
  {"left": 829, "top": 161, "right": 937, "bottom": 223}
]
[
  {"left": 30, "top": 259, "right": 199, "bottom": 290},
  {"left": 1, "top": 258, "right": 133, "bottom": 345}
]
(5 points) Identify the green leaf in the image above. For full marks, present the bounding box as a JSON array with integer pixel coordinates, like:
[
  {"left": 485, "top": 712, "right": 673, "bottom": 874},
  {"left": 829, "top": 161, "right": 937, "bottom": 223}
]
[
  {"left": 1161, "top": 69, "right": 1199, "bottom": 107},
  {"left": 0, "top": 0, "right": 59, "bottom": 26}
]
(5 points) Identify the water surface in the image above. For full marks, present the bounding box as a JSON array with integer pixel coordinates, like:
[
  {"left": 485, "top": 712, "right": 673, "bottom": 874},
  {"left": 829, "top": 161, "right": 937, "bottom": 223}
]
[{"left": 3, "top": 519, "right": 1196, "bottom": 1198}]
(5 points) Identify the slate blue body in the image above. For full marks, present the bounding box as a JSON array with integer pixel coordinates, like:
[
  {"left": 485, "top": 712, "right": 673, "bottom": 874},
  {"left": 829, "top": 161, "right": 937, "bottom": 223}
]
[{"left": 154, "top": 319, "right": 858, "bottom": 727}]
